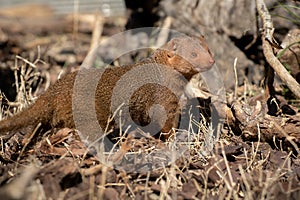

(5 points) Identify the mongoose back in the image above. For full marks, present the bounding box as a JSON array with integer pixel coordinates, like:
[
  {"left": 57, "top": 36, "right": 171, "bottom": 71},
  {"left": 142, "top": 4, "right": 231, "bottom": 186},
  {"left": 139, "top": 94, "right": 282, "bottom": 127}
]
[{"left": 0, "top": 35, "right": 215, "bottom": 137}]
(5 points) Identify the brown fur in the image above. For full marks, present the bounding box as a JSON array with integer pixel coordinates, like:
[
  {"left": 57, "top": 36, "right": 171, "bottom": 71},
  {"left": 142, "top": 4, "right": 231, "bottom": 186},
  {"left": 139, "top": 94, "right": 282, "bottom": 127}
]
[{"left": 0, "top": 35, "right": 214, "bottom": 136}]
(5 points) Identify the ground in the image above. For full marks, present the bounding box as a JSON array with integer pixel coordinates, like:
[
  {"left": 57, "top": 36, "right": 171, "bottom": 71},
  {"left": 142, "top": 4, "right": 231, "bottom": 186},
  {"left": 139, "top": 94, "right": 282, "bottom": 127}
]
[{"left": 0, "top": 4, "right": 300, "bottom": 200}]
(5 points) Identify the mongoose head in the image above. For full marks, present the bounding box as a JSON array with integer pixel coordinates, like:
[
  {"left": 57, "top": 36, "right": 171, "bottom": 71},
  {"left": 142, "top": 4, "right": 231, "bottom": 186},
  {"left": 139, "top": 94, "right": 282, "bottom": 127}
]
[{"left": 157, "top": 35, "right": 215, "bottom": 79}]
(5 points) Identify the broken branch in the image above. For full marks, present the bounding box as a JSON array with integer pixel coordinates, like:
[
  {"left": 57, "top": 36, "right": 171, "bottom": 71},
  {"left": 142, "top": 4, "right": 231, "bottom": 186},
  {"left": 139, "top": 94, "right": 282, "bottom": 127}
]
[{"left": 256, "top": 0, "right": 300, "bottom": 99}]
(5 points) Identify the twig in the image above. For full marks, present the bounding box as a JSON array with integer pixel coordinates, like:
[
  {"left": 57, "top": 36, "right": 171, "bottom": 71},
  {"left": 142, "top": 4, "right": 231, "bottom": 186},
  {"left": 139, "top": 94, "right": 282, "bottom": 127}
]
[
  {"left": 83, "top": 13, "right": 104, "bottom": 69},
  {"left": 262, "top": 36, "right": 300, "bottom": 98},
  {"left": 220, "top": 142, "right": 234, "bottom": 188},
  {"left": 270, "top": 118, "right": 300, "bottom": 154},
  {"left": 246, "top": 123, "right": 261, "bottom": 171},
  {"left": 233, "top": 57, "right": 238, "bottom": 99},
  {"left": 98, "top": 165, "right": 107, "bottom": 199},
  {"left": 144, "top": 172, "right": 151, "bottom": 200},
  {"left": 256, "top": 0, "right": 300, "bottom": 99},
  {"left": 73, "top": 0, "right": 79, "bottom": 40},
  {"left": 16, "top": 123, "right": 42, "bottom": 169},
  {"left": 15, "top": 55, "right": 37, "bottom": 69},
  {"left": 89, "top": 175, "right": 95, "bottom": 199},
  {"left": 80, "top": 164, "right": 103, "bottom": 176},
  {"left": 89, "top": 13, "right": 104, "bottom": 52},
  {"left": 155, "top": 16, "right": 172, "bottom": 48},
  {"left": 238, "top": 165, "right": 253, "bottom": 200}
]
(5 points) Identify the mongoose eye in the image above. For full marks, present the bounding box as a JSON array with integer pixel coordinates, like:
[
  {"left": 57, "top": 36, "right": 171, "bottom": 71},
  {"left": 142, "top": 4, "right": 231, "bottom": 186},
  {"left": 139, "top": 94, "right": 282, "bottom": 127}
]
[{"left": 191, "top": 52, "right": 197, "bottom": 58}]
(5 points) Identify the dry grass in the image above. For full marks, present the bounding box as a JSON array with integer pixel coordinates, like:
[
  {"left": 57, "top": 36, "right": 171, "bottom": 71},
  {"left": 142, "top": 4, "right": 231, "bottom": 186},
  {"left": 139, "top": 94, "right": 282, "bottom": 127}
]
[
  {"left": 0, "top": 51, "right": 49, "bottom": 119},
  {"left": 0, "top": 54, "right": 299, "bottom": 199}
]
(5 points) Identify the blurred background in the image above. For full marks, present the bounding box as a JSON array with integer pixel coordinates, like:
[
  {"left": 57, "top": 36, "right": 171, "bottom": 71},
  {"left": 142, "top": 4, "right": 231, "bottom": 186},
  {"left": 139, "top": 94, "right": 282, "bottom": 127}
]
[{"left": 0, "top": 0, "right": 299, "bottom": 101}]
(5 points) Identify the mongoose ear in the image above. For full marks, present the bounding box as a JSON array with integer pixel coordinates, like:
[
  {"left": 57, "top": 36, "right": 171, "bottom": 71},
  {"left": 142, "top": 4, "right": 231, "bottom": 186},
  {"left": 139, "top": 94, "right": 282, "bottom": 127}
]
[
  {"left": 196, "top": 35, "right": 205, "bottom": 42},
  {"left": 167, "top": 51, "right": 175, "bottom": 58},
  {"left": 166, "top": 39, "right": 178, "bottom": 58}
]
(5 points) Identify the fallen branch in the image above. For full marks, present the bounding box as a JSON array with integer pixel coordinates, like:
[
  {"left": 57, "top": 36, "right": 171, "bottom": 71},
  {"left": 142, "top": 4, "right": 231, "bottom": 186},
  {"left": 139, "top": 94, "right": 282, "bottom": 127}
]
[{"left": 256, "top": 0, "right": 300, "bottom": 99}]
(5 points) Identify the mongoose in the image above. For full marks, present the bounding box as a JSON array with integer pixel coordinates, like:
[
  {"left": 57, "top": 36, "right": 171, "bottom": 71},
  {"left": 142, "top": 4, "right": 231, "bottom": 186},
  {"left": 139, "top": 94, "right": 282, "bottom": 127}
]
[{"left": 0, "top": 35, "right": 215, "bottom": 138}]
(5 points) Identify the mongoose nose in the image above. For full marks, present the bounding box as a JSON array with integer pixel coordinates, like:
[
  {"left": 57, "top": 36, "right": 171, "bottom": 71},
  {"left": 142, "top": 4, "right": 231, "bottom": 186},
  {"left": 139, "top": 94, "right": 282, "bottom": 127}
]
[{"left": 209, "top": 59, "right": 215, "bottom": 65}]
